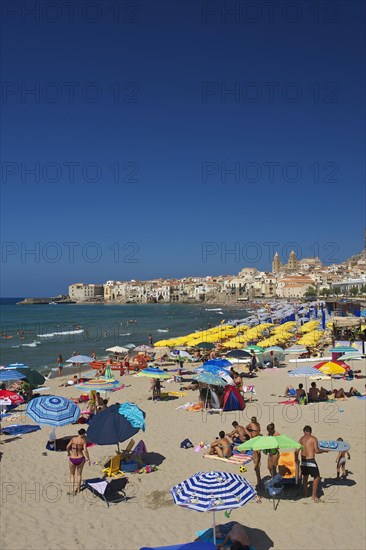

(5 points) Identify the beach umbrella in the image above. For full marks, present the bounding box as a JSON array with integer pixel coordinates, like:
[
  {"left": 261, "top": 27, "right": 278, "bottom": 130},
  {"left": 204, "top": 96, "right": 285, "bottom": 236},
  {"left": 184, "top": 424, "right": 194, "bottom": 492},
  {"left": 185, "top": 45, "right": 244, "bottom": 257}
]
[
  {"left": 66, "top": 355, "right": 94, "bottom": 364},
  {"left": 317, "top": 362, "right": 346, "bottom": 376},
  {"left": 288, "top": 366, "right": 320, "bottom": 376},
  {"left": 75, "top": 379, "right": 120, "bottom": 392},
  {"left": 284, "top": 345, "right": 307, "bottom": 354},
  {"left": 245, "top": 345, "right": 264, "bottom": 352},
  {"left": 338, "top": 353, "right": 365, "bottom": 361},
  {"left": 106, "top": 346, "right": 129, "bottom": 354},
  {"left": 6, "top": 363, "right": 29, "bottom": 369},
  {"left": 194, "top": 342, "right": 216, "bottom": 350},
  {"left": 137, "top": 367, "right": 171, "bottom": 379},
  {"left": 66, "top": 354, "right": 94, "bottom": 378},
  {"left": 329, "top": 346, "right": 358, "bottom": 353},
  {"left": 203, "top": 359, "right": 232, "bottom": 368},
  {"left": 87, "top": 403, "right": 145, "bottom": 450},
  {"left": 16, "top": 367, "right": 45, "bottom": 386},
  {"left": 193, "top": 372, "right": 226, "bottom": 386},
  {"left": 26, "top": 395, "right": 80, "bottom": 427},
  {"left": 237, "top": 435, "right": 302, "bottom": 509},
  {"left": 171, "top": 350, "right": 193, "bottom": 360},
  {"left": 134, "top": 345, "right": 154, "bottom": 353},
  {"left": 225, "top": 350, "right": 251, "bottom": 358},
  {"left": 171, "top": 471, "right": 256, "bottom": 544},
  {"left": 0, "top": 390, "right": 24, "bottom": 406},
  {"left": 0, "top": 370, "right": 26, "bottom": 382}
]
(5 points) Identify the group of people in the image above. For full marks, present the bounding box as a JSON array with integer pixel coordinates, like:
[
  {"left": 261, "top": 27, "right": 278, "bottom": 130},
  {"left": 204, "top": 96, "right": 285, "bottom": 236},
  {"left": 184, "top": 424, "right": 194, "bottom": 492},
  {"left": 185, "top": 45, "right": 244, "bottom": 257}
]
[
  {"left": 205, "top": 419, "right": 351, "bottom": 503},
  {"left": 285, "top": 382, "right": 364, "bottom": 403}
]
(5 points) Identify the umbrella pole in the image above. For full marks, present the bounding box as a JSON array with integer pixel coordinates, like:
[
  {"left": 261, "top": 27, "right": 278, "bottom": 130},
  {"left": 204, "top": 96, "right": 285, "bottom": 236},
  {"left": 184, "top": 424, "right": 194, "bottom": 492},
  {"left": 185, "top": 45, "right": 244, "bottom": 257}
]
[{"left": 213, "top": 510, "right": 216, "bottom": 545}]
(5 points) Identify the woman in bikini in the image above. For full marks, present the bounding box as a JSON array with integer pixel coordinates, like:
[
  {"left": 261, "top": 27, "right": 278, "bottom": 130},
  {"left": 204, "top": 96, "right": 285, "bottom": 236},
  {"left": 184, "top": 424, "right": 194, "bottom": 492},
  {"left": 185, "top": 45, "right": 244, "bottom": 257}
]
[
  {"left": 245, "top": 417, "right": 261, "bottom": 489},
  {"left": 264, "top": 423, "right": 280, "bottom": 476},
  {"left": 66, "top": 428, "right": 91, "bottom": 495}
]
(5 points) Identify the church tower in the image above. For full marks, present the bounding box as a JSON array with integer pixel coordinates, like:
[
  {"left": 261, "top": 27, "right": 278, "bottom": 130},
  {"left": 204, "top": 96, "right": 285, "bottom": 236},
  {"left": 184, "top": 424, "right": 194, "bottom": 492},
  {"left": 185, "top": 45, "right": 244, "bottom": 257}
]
[
  {"left": 287, "top": 250, "right": 299, "bottom": 271},
  {"left": 272, "top": 252, "right": 282, "bottom": 273}
]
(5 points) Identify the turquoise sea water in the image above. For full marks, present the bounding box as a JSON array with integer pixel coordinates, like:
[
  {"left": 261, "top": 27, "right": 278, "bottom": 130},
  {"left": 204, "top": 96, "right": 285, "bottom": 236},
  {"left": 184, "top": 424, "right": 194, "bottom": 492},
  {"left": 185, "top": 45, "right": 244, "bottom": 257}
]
[{"left": 0, "top": 299, "right": 249, "bottom": 374}]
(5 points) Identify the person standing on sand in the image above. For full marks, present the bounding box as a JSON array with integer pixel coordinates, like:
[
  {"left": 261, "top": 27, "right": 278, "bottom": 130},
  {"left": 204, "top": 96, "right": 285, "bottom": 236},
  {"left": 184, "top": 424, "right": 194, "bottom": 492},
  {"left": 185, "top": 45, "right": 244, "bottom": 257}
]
[
  {"left": 245, "top": 417, "right": 261, "bottom": 489},
  {"left": 57, "top": 354, "right": 64, "bottom": 376},
  {"left": 296, "top": 425, "right": 328, "bottom": 502},
  {"left": 66, "top": 428, "right": 91, "bottom": 495},
  {"left": 148, "top": 334, "right": 153, "bottom": 346}
]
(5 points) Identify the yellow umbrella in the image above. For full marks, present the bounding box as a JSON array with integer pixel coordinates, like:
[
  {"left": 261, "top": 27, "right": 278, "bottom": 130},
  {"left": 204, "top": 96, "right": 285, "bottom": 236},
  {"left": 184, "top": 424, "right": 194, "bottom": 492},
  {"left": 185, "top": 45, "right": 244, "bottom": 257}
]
[{"left": 318, "top": 362, "right": 346, "bottom": 375}]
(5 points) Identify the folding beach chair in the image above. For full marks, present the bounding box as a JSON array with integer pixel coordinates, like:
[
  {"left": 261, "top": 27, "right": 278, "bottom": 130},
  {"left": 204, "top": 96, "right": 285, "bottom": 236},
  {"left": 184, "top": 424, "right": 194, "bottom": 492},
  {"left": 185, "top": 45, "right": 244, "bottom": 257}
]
[
  {"left": 84, "top": 477, "right": 128, "bottom": 507},
  {"left": 102, "top": 454, "right": 124, "bottom": 478}
]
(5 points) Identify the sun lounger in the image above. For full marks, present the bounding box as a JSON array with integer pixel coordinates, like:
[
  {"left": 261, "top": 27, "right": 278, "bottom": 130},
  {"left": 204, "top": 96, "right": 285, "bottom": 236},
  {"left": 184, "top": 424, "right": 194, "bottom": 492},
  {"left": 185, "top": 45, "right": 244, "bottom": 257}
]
[{"left": 83, "top": 477, "right": 128, "bottom": 507}]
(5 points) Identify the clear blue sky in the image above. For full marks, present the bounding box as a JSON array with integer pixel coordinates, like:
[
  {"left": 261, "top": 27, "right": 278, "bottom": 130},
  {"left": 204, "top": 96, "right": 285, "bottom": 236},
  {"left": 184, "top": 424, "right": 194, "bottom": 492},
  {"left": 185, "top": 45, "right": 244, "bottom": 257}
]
[{"left": 1, "top": 0, "right": 365, "bottom": 296}]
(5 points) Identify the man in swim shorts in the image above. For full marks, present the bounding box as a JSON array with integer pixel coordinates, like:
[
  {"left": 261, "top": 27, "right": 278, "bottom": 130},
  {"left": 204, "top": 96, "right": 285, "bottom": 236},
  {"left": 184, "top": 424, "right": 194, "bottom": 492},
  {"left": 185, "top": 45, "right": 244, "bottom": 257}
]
[{"left": 296, "top": 425, "right": 328, "bottom": 502}]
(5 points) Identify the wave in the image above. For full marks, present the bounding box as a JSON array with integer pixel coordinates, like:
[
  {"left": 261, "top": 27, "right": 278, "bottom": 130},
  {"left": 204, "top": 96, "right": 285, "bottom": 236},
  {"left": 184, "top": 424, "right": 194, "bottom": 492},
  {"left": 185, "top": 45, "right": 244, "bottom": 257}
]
[
  {"left": 119, "top": 332, "right": 132, "bottom": 336},
  {"left": 205, "top": 308, "right": 223, "bottom": 311},
  {"left": 37, "top": 329, "right": 84, "bottom": 338},
  {"left": 21, "top": 342, "right": 41, "bottom": 347},
  {"left": 157, "top": 329, "right": 169, "bottom": 332}
]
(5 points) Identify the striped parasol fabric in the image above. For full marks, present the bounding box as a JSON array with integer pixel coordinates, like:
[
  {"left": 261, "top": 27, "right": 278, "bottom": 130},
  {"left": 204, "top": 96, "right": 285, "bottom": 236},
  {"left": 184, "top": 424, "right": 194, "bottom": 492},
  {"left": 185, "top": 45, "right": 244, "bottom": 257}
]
[
  {"left": 137, "top": 367, "right": 171, "bottom": 379},
  {"left": 26, "top": 395, "right": 80, "bottom": 426},
  {"left": 0, "top": 369, "right": 26, "bottom": 381},
  {"left": 171, "top": 471, "right": 256, "bottom": 544},
  {"left": 193, "top": 372, "right": 226, "bottom": 386}
]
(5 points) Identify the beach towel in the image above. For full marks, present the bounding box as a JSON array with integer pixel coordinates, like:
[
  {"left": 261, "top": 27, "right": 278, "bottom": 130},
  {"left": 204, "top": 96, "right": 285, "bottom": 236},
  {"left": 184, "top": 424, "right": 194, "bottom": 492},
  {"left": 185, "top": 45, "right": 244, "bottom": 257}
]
[
  {"left": 1, "top": 424, "right": 41, "bottom": 436},
  {"left": 168, "top": 391, "right": 186, "bottom": 397},
  {"left": 279, "top": 399, "right": 298, "bottom": 405},
  {"left": 203, "top": 453, "right": 252, "bottom": 465},
  {"left": 133, "top": 440, "right": 147, "bottom": 455},
  {"left": 357, "top": 395, "right": 366, "bottom": 400},
  {"left": 118, "top": 402, "right": 145, "bottom": 431}
]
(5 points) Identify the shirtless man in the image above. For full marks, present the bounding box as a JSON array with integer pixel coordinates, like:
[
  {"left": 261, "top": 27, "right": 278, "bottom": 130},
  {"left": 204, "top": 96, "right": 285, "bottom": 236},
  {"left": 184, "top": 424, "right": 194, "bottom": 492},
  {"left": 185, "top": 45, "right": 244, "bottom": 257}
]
[
  {"left": 216, "top": 522, "right": 251, "bottom": 550},
  {"left": 227, "top": 421, "right": 248, "bottom": 443},
  {"left": 246, "top": 417, "right": 261, "bottom": 489},
  {"left": 308, "top": 382, "right": 320, "bottom": 402},
  {"left": 205, "top": 431, "right": 232, "bottom": 459},
  {"left": 296, "top": 425, "right": 328, "bottom": 502}
]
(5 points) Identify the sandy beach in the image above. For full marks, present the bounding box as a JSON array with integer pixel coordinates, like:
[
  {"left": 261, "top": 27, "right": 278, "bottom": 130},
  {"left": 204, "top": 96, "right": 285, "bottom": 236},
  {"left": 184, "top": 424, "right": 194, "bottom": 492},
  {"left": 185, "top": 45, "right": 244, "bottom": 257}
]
[{"left": 1, "top": 358, "right": 365, "bottom": 550}]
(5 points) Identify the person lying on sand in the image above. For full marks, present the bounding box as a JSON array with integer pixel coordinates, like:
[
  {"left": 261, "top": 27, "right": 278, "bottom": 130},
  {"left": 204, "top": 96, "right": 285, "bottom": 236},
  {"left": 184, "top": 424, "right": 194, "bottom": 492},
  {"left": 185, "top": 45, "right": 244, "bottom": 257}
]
[
  {"left": 205, "top": 431, "right": 232, "bottom": 459},
  {"left": 180, "top": 380, "right": 199, "bottom": 391},
  {"left": 215, "top": 522, "right": 252, "bottom": 550}
]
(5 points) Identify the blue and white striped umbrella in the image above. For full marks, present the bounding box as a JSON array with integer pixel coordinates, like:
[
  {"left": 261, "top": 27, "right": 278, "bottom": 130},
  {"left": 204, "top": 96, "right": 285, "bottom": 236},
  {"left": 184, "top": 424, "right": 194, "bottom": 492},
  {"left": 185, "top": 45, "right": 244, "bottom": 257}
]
[
  {"left": 171, "top": 471, "right": 256, "bottom": 544},
  {"left": 26, "top": 395, "right": 80, "bottom": 427},
  {"left": 0, "top": 369, "right": 26, "bottom": 381}
]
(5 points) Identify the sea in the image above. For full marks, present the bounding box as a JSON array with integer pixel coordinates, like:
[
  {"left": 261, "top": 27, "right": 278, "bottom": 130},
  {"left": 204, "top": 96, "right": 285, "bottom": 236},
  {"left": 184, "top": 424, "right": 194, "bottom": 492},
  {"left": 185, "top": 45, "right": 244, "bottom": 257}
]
[{"left": 0, "top": 299, "right": 250, "bottom": 375}]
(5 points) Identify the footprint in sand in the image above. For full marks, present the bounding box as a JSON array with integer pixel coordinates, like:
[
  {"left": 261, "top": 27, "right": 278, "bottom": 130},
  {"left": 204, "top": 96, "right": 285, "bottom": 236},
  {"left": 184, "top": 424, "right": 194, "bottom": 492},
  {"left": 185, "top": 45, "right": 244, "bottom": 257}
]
[{"left": 145, "top": 490, "right": 174, "bottom": 509}]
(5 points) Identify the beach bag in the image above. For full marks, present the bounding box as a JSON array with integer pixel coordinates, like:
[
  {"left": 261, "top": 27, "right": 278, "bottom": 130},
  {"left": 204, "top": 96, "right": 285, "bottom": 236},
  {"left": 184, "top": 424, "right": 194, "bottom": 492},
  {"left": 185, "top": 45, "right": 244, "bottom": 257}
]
[{"left": 180, "top": 438, "right": 194, "bottom": 449}]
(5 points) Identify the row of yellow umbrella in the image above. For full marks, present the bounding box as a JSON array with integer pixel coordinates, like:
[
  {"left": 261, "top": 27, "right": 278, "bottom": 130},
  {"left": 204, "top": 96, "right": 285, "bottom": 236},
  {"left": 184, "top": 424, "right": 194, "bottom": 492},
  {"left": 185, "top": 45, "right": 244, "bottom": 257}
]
[{"left": 155, "top": 319, "right": 328, "bottom": 351}]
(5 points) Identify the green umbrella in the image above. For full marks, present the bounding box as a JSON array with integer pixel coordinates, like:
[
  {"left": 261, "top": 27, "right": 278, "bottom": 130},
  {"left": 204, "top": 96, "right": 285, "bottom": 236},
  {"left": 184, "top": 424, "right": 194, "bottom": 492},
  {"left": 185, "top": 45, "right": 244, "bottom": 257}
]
[
  {"left": 194, "top": 342, "right": 216, "bottom": 350},
  {"left": 237, "top": 434, "right": 303, "bottom": 452},
  {"left": 17, "top": 367, "right": 45, "bottom": 387},
  {"left": 237, "top": 434, "right": 303, "bottom": 509},
  {"left": 244, "top": 345, "right": 264, "bottom": 353}
]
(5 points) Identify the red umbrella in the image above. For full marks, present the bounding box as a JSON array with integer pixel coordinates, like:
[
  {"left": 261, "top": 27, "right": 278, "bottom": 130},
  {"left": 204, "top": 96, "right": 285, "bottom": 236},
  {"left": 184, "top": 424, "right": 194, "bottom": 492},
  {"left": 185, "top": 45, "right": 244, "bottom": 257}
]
[
  {"left": 0, "top": 390, "right": 24, "bottom": 405},
  {"left": 313, "top": 360, "right": 350, "bottom": 372}
]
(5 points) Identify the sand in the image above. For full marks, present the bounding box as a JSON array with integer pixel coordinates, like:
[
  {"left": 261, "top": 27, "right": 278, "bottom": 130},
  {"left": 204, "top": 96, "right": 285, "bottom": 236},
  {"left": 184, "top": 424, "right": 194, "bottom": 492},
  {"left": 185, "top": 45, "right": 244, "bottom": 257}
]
[{"left": 1, "top": 360, "right": 365, "bottom": 550}]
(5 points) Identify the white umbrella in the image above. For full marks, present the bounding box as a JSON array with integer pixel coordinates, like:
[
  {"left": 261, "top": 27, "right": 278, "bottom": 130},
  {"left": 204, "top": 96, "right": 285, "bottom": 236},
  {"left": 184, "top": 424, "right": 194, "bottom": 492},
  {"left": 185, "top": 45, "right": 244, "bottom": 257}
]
[{"left": 106, "top": 346, "right": 129, "bottom": 354}]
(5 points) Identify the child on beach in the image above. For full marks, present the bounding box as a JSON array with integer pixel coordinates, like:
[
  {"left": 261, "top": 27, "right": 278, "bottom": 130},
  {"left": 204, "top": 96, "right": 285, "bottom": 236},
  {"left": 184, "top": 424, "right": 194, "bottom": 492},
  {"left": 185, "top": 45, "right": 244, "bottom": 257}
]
[{"left": 336, "top": 438, "right": 350, "bottom": 479}]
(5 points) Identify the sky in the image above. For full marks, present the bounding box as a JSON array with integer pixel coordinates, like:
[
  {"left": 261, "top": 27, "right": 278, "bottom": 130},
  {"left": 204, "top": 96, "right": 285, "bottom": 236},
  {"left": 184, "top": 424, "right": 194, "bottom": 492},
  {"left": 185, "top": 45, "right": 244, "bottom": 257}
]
[{"left": 1, "top": 0, "right": 365, "bottom": 296}]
